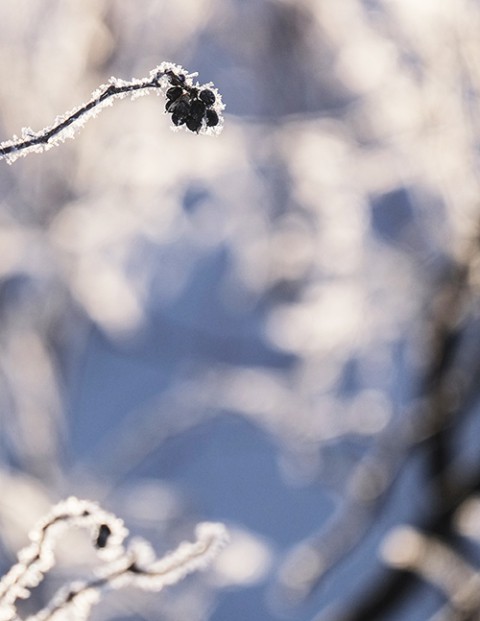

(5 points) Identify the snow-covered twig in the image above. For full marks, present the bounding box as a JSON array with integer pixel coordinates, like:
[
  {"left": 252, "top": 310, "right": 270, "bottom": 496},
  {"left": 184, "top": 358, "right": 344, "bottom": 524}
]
[
  {"left": 0, "top": 62, "right": 225, "bottom": 164},
  {"left": 0, "top": 498, "right": 229, "bottom": 621},
  {"left": 0, "top": 498, "right": 127, "bottom": 621}
]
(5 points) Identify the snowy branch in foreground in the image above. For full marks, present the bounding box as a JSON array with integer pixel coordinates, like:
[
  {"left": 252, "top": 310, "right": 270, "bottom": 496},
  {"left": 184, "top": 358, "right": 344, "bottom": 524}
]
[
  {"left": 0, "top": 497, "right": 229, "bottom": 621},
  {"left": 0, "top": 62, "right": 225, "bottom": 164}
]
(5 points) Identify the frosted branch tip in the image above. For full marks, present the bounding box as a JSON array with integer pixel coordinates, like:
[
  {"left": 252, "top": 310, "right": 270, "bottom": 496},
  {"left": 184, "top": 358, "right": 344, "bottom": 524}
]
[{"left": 0, "top": 62, "right": 226, "bottom": 164}]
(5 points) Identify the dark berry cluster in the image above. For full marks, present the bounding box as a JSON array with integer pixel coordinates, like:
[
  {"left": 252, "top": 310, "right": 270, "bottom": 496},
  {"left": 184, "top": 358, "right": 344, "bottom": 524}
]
[{"left": 164, "top": 71, "right": 219, "bottom": 133}]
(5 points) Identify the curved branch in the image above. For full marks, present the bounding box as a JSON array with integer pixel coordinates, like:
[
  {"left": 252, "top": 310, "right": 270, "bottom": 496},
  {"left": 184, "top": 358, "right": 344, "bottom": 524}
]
[{"left": 0, "top": 62, "right": 225, "bottom": 164}]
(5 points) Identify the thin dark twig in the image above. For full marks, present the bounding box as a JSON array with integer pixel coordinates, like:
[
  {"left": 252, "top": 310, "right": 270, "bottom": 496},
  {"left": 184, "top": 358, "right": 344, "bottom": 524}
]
[{"left": 0, "top": 79, "right": 158, "bottom": 158}]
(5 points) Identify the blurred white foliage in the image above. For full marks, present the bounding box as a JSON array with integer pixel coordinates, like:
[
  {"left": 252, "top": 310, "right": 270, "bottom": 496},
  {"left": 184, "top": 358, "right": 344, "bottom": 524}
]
[
  {"left": 0, "top": 0, "right": 474, "bottom": 492},
  {"left": 210, "top": 526, "right": 272, "bottom": 587},
  {"left": 0, "top": 1, "right": 480, "bottom": 619},
  {"left": 381, "top": 525, "right": 480, "bottom": 615}
]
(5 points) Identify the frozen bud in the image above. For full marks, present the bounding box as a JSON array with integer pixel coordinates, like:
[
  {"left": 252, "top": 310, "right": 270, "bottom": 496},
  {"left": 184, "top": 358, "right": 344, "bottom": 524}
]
[
  {"left": 199, "top": 89, "right": 216, "bottom": 106},
  {"left": 190, "top": 99, "right": 206, "bottom": 120},
  {"left": 171, "top": 99, "right": 191, "bottom": 126},
  {"left": 166, "top": 86, "right": 183, "bottom": 102},
  {"left": 186, "top": 116, "right": 203, "bottom": 132},
  {"left": 172, "top": 114, "right": 185, "bottom": 126},
  {"left": 206, "top": 109, "right": 219, "bottom": 127},
  {"left": 165, "top": 70, "right": 186, "bottom": 87},
  {"left": 95, "top": 524, "right": 112, "bottom": 549},
  {"left": 172, "top": 99, "right": 190, "bottom": 116}
]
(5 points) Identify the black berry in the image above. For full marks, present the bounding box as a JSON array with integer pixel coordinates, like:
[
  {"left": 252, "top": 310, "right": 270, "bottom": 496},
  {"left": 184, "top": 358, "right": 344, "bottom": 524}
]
[
  {"left": 172, "top": 112, "right": 186, "bottom": 126},
  {"left": 199, "top": 89, "right": 216, "bottom": 106},
  {"left": 186, "top": 116, "right": 203, "bottom": 132},
  {"left": 166, "top": 71, "right": 186, "bottom": 87},
  {"left": 95, "top": 524, "right": 111, "bottom": 549},
  {"left": 166, "top": 86, "right": 183, "bottom": 101},
  {"left": 205, "top": 109, "right": 219, "bottom": 127},
  {"left": 189, "top": 99, "right": 206, "bottom": 120},
  {"left": 170, "top": 98, "right": 190, "bottom": 123}
]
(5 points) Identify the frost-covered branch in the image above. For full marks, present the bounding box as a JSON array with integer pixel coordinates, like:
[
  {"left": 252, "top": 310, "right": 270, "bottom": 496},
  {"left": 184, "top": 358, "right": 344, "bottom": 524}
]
[
  {"left": 0, "top": 62, "right": 225, "bottom": 164},
  {"left": 0, "top": 498, "right": 228, "bottom": 621},
  {"left": 0, "top": 498, "right": 127, "bottom": 621},
  {"left": 31, "top": 522, "right": 228, "bottom": 621}
]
